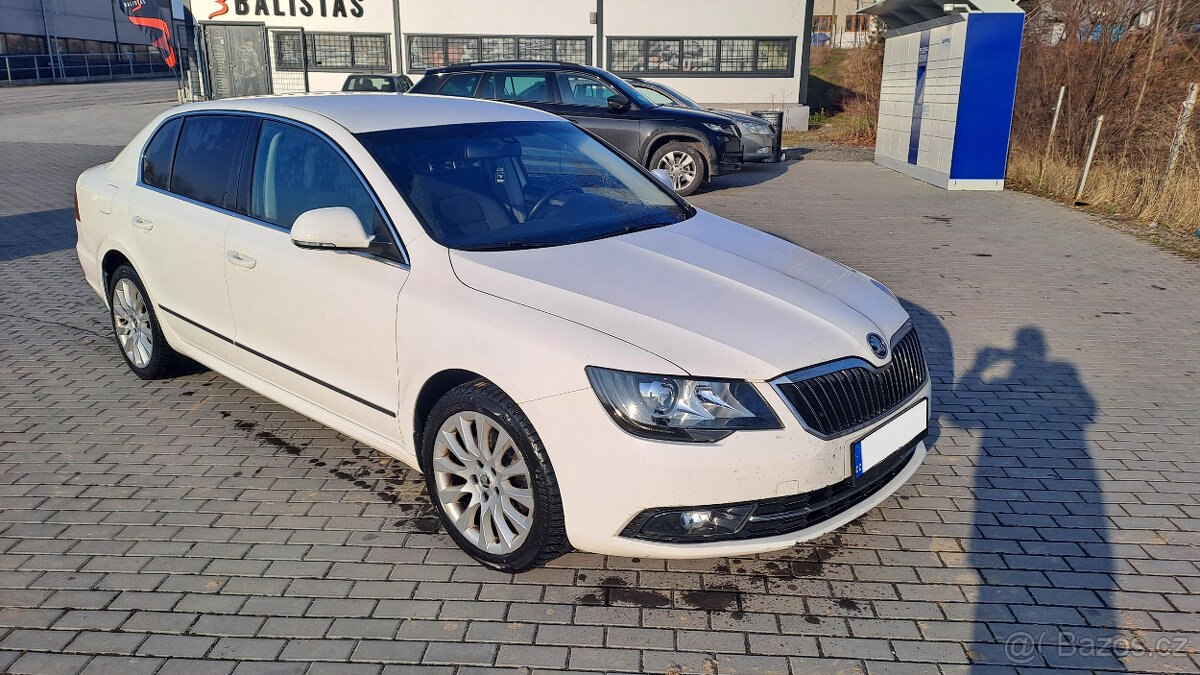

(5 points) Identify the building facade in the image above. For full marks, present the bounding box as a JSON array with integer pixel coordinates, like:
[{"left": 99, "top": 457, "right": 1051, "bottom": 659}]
[
  {"left": 0, "top": 0, "right": 180, "bottom": 81},
  {"left": 189, "top": 0, "right": 813, "bottom": 109},
  {"left": 811, "top": 0, "right": 880, "bottom": 48}
]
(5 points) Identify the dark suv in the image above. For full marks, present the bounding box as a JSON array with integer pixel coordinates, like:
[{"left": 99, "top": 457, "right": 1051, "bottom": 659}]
[{"left": 410, "top": 62, "right": 742, "bottom": 195}]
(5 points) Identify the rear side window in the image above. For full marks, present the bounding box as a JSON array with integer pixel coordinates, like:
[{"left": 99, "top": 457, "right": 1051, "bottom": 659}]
[
  {"left": 476, "top": 72, "right": 552, "bottom": 103},
  {"left": 249, "top": 120, "right": 379, "bottom": 232},
  {"left": 438, "top": 73, "right": 481, "bottom": 97},
  {"left": 171, "top": 115, "right": 250, "bottom": 210},
  {"left": 141, "top": 118, "right": 182, "bottom": 190}
]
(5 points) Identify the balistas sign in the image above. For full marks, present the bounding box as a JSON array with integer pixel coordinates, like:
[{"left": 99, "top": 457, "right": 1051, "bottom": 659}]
[
  {"left": 115, "top": 0, "right": 176, "bottom": 68},
  {"left": 208, "top": 0, "right": 365, "bottom": 19}
]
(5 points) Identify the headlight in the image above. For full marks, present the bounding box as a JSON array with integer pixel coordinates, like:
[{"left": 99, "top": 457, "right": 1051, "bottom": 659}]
[
  {"left": 741, "top": 121, "right": 772, "bottom": 136},
  {"left": 703, "top": 122, "right": 737, "bottom": 135},
  {"left": 585, "top": 367, "right": 782, "bottom": 442}
]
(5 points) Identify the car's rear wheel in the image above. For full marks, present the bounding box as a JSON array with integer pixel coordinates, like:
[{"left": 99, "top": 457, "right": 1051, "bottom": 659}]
[
  {"left": 421, "top": 379, "right": 570, "bottom": 572},
  {"left": 651, "top": 142, "right": 706, "bottom": 196},
  {"left": 108, "top": 264, "right": 183, "bottom": 379}
]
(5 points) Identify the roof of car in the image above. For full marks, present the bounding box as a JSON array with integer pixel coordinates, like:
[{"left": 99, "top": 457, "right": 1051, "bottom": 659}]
[
  {"left": 423, "top": 61, "right": 601, "bottom": 75},
  {"left": 164, "top": 92, "right": 558, "bottom": 133}
]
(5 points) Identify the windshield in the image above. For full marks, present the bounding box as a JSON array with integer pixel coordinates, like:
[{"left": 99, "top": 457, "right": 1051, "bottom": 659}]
[
  {"left": 357, "top": 121, "right": 693, "bottom": 251},
  {"left": 641, "top": 82, "right": 703, "bottom": 110}
]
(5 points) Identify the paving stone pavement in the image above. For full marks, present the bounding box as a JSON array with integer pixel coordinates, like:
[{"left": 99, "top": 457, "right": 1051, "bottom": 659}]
[{"left": 2, "top": 83, "right": 1199, "bottom": 674}]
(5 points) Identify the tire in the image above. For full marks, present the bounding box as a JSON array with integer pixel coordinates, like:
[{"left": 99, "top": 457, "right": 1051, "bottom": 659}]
[
  {"left": 420, "top": 379, "right": 571, "bottom": 572},
  {"left": 650, "top": 141, "right": 707, "bottom": 196},
  {"left": 107, "top": 264, "right": 184, "bottom": 380}
]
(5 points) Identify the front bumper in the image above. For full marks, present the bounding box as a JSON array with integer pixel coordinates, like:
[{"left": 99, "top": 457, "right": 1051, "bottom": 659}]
[
  {"left": 741, "top": 132, "right": 775, "bottom": 161},
  {"left": 709, "top": 134, "right": 744, "bottom": 176},
  {"left": 521, "top": 381, "right": 931, "bottom": 558}
]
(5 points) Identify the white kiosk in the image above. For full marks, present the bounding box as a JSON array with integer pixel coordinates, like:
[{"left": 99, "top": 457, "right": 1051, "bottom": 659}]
[{"left": 861, "top": 0, "right": 1024, "bottom": 190}]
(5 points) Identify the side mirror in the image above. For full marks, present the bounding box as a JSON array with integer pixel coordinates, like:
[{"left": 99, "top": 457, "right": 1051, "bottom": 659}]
[
  {"left": 650, "top": 168, "right": 674, "bottom": 190},
  {"left": 291, "top": 206, "right": 375, "bottom": 250},
  {"left": 607, "top": 93, "right": 632, "bottom": 113}
]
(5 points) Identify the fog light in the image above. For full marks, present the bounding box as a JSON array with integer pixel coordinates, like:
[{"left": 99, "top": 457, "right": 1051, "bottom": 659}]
[
  {"left": 680, "top": 510, "right": 712, "bottom": 531},
  {"left": 629, "top": 504, "right": 754, "bottom": 541},
  {"left": 755, "top": 147, "right": 770, "bottom": 155}
]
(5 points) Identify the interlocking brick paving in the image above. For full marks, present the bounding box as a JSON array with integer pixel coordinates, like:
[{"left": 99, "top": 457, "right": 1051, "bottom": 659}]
[{"left": 1, "top": 82, "right": 1198, "bottom": 674}]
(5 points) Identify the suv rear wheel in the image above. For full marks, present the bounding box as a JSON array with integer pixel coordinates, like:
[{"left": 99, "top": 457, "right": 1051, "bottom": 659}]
[{"left": 651, "top": 142, "right": 706, "bottom": 196}]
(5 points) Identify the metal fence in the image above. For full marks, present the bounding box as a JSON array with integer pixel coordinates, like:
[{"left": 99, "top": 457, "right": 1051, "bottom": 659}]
[{"left": 1, "top": 52, "right": 174, "bottom": 84}]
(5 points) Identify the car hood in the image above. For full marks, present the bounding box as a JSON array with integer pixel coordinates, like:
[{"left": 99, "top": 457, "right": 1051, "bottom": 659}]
[
  {"left": 646, "top": 104, "right": 737, "bottom": 126},
  {"left": 714, "top": 109, "right": 773, "bottom": 129},
  {"left": 448, "top": 210, "right": 913, "bottom": 380}
]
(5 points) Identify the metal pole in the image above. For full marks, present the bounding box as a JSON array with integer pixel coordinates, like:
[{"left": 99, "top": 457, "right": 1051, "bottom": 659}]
[
  {"left": 1160, "top": 82, "right": 1198, "bottom": 194},
  {"left": 39, "top": 1, "right": 56, "bottom": 79},
  {"left": 1038, "top": 85, "right": 1065, "bottom": 188},
  {"left": 1074, "top": 115, "right": 1104, "bottom": 205}
]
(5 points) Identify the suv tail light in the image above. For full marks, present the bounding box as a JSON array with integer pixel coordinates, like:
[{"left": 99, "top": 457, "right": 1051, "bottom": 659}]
[{"left": 74, "top": 190, "right": 81, "bottom": 222}]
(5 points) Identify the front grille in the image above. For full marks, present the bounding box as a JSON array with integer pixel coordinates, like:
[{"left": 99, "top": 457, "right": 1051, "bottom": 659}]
[{"left": 774, "top": 328, "right": 927, "bottom": 438}]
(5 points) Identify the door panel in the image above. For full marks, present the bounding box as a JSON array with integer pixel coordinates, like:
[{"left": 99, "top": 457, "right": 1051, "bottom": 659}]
[
  {"left": 224, "top": 222, "right": 406, "bottom": 427},
  {"left": 553, "top": 73, "right": 646, "bottom": 161},
  {"left": 225, "top": 119, "right": 406, "bottom": 430},
  {"left": 126, "top": 186, "right": 239, "bottom": 365}
]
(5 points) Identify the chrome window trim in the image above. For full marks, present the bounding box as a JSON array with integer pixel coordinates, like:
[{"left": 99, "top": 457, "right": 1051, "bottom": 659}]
[
  {"left": 136, "top": 110, "right": 410, "bottom": 269},
  {"left": 768, "top": 322, "right": 924, "bottom": 441}
]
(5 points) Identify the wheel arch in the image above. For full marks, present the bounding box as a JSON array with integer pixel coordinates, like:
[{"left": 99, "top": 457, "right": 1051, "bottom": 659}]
[
  {"left": 643, "top": 131, "right": 712, "bottom": 177},
  {"left": 101, "top": 249, "right": 134, "bottom": 294},
  {"left": 412, "top": 368, "right": 487, "bottom": 466}
]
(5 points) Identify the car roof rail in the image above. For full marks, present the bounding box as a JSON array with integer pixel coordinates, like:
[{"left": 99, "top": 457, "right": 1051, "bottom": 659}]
[{"left": 425, "top": 60, "right": 587, "bottom": 74}]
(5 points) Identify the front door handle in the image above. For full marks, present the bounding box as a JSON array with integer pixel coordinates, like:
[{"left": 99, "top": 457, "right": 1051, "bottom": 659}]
[
  {"left": 131, "top": 215, "right": 153, "bottom": 230},
  {"left": 226, "top": 250, "right": 257, "bottom": 269}
]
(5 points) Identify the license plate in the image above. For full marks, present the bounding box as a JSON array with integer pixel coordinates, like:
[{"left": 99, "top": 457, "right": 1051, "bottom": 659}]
[{"left": 853, "top": 399, "right": 928, "bottom": 477}]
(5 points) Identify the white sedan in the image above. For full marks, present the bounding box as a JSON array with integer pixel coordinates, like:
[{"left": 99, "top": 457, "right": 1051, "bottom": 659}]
[{"left": 76, "top": 94, "right": 930, "bottom": 571}]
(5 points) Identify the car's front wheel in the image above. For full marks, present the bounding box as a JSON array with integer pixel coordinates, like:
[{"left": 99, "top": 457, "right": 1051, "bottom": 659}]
[
  {"left": 651, "top": 141, "right": 706, "bottom": 196},
  {"left": 108, "top": 264, "right": 184, "bottom": 379},
  {"left": 421, "top": 379, "right": 570, "bottom": 572}
]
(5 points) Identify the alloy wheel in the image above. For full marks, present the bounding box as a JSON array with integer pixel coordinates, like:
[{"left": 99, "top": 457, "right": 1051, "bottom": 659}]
[
  {"left": 431, "top": 411, "right": 535, "bottom": 554},
  {"left": 658, "top": 151, "right": 698, "bottom": 191},
  {"left": 112, "top": 278, "right": 153, "bottom": 369}
]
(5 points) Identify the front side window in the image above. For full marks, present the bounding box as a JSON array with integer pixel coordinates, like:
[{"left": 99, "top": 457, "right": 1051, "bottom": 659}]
[
  {"left": 476, "top": 72, "right": 552, "bottom": 103},
  {"left": 142, "top": 117, "right": 182, "bottom": 190},
  {"left": 358, "top": 121, "right": 693, "bottom": 251},
  {"left": 249, "top": 121, "right": 378, "bottom": 232},
  {"left": 557, "top": 73, "right": 618, "bottom": 108},
  {"left": 171, "top": 115, "right": 250, "bottom": 210}
]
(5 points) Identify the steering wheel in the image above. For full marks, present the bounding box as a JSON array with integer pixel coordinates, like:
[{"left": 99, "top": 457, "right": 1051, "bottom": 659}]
[{"left": 528, "top": 183, "right": 583, "bottom": 220}]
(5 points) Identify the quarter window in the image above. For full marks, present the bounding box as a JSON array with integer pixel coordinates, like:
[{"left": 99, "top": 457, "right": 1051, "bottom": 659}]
[
  {"left": 249, "top": 121, "right": 379, "bottom": 233},
  {"left": 141, "top": 117, "right": 182, "bottom": 191},
  {"left": 170, "top": 115, "right": 250, "bottom": 210}
]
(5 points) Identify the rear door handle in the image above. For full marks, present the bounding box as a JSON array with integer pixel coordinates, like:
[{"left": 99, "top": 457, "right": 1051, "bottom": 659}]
[
  {"left": 131, "top": 216, "right": 153, "bottom": 230},
  {"left": 226, "top": 250, "right": 256, "bottom": 269}
]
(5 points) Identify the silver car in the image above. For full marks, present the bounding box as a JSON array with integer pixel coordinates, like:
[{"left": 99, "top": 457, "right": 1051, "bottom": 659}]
[{"left": 626, "top": 77, "right": 777, "bottom": 161}]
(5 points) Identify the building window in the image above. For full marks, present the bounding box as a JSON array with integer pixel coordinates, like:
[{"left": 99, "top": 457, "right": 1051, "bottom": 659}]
[
  {"left": 406, "top": 34, "right": 591, "bottom": 74},
  {"left": 0, "top": 33, "right": 48, "bottom": 55},
  {"left": 846, "top": 15, "right": 873, "bottom": 32},
  {"left": 607, "top": 37, "right": 795, "bottom": 77},
  {"left": 812, "top": 15, "right": 835, "bottom": 33},
  {"left": 272, "top": 32, "right": 390, "bottom": 72}
]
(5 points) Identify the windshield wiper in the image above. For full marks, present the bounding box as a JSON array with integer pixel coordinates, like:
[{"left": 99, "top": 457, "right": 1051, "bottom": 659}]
[
  {"left": 570, "top": 221, "right": 675, "bottom": 245},
  {"left": 456, "top": 240, "right": 566, "bottom": 252}
]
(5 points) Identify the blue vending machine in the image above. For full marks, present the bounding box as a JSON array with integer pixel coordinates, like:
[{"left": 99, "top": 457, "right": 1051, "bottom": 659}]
[{"left": 861, "top": 0, "right": 1025, "bottom": 190}]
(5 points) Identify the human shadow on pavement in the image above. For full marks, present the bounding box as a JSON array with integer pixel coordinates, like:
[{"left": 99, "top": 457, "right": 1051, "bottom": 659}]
[
  {"left": 949, "top": 327, "right": 1114, "bottom": 671},
  {"left": 0, "top": 208, "right": 76, "bottom": 261}
]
